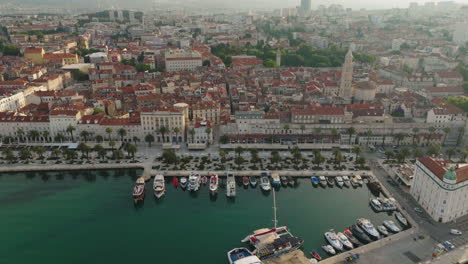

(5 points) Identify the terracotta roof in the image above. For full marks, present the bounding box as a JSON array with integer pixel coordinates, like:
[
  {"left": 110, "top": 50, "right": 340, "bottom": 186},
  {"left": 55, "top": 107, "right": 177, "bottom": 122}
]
[
  {"left": 24, "top": 47, "right": 44, "bottom": 54},
  {"left": 426, "top": 86, "right": 463, "bottom": 93},
  {"left": 418, "top": 157, "right": 468, "bottom": 184},
  {"left": 292, "top": 106, "right": 345, "bottom": 116},
  {"left": 433, "top": 104, "right": 464, "bottom": 115},
  {"left": 436, "top": 71, "right": 463, "bottom": 79}
]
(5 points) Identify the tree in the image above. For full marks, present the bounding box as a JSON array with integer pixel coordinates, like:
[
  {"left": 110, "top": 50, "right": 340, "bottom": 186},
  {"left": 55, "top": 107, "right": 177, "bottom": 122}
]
[
  {"left": 19, "top": 148, "right": 31, "bottom": 161},
  {"left": 394, "top": 133, "right": 405, "bottom": 147},
  {"left": 109, "top": 140, "right": 116, "bottom": 151},
  {"left": 42, "top": 131, "right": 50, "bottom": 142},
  {"left": 113, "top": 149, "right": 124, "bottom": 160},
  {"left": 270, "top": 150, "right": 281, "bottom": 165},
  {"left": 346, "top": 127, "right": 356, "bottom": 144},
  {"left": 96, "top": 135, "right": 104, "bottom": 143},
  {"left": 399, "top": 147, "right": 411, "bottom": 162},
  {"left": 234, "top": 156, "right": 245, "bottom": 169},
  {"left": 313, "top": 150, "right": 324, "bottom": 166},
  {"left": 443, "top": 127, "right": 451, "bottom": 146},
  {"left": 158, "top": 126, "right": 168, "bottom": 143},
  {"left": 235, "top": 146, "right": 244, "bottom": 158},
  {"left": 28, "top": 130, "right": 40, "bottom": 142},
  {"left": 251, "top": 149, "right": 261, "bottom": 164},
  {"left": 205, "top": 127, "right": 212, "bottom": 145},
  {"left": 219, "top": 150, "right": 227, "bottom": 162},
  {"left": 283, "top": 124, "right": 290, "bottom": 133},
  {"left": 64, "top": 149, "right": 77, "bottom": 160},
  {"left": 220, "top": 135, "right": 229, "bottom": 144},
  {"left": 300, "top": 124, "right": 306, "bottom": 135},
  {"left": 132, "top": 136, "right": 140, "bottom": 145},
  {"left": 291, "top": 146, "right": 302, "bottom": 163},
  {"left": 80, "top": 131, "right": 90, "bottom": 142},
  {"left": 173, "top": 127, "right": 180, "bottom": 143},
  {"left": 51, "top": 149, "right": 61, "bottom": 159},
  {"left": 333, "top": 149, "right": 344, "bottom": 165},
  {"left": 412, "top": 148, "right": 424, "bottom": 158},
  {"left": 428, "top": 126, "right": 436, "bottom": 144},
  {"left": 356, "top": 156, "right": 366, "bottom": 167},
  {"left": 352, "top": 146, "right": 362, "bottom": 159},
  {"left": 66, "top": 125, "right": 76, "bottom": 141},
  {"left": 412, "top": 128, "right": 419, "bottom": 145},
  {"left": 331, "top": 128, "right": 338, "bottom": 143},
  {"left": 127, "top": 144, "right": 137, "bottom": 161},
  {"left": 16, "top": 129, "right": 24, "bottom": 142},
  {"left": 117, "top": 128, "right": 127, "bottom": 142},
  {"left": 385, "top": 149, "right": 394, "bottom": 160},
  {"left": 78, "top": 142, "right": 91, "bottom": 159},
  {"left": 2, "top": 148, "right": 15, "bottom": 162},
  {"left": 427, "top": 144, "right": 441, "bottom": 157},
  {"left": 162, "top": 149, "right": 178, "bottom": 164},
  {"left": 105, "top": 127, "right": 113, "bottom": 141},
  {"left": 446, "top": 148, "right": 456, "bottom": 161},
  {"left": 135, "top": 63, "right": 151, "bottom": 72},
  {"left": 145, "top": 134, "right": 155, "bottom": 147},
  {"left": 33, "top": 146, "right": 45, "bottom": 159},
  {"left": 54, "top": 133, "right": 65, "bottom": 143},
  {"left": 461, "top": 148, "right": 468, "bottom": 162},
  {"left": 3, "top": 45, "right": 20, "bottom": 56},
  {"left": 93, "top": 144, "right": 105, "bottom": 159}
]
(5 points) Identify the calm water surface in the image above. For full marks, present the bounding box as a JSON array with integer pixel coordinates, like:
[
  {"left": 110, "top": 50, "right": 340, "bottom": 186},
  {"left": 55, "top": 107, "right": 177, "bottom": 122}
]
[{"left": 0, "top": 170, "right": 399, "bottom": 264}]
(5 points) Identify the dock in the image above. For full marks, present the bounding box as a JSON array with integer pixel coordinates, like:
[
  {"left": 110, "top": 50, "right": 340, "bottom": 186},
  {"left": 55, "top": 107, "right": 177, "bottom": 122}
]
[
  {"left": 149, "top": 170, "right": 371, "bottom": 178},
  {"left": 263, "top": 250, "right": 311, "bottom": 264}
]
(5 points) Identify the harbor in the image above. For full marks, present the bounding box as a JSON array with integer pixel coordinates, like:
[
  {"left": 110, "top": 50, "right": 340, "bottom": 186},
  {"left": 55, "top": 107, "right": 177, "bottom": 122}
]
[{"left": 0, "top": 169, "right": 414, "bottom": 264}]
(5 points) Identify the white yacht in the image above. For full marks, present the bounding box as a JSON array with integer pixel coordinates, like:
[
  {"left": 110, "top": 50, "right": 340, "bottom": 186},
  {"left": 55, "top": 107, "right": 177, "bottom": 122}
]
[
  {"left": 370, "top": 199, "right": 383, "bottom": 212},
  {"left": 342, "top": 176, "right": 351, "bottom": 187},
  {"left": 324, "top": 231, "right": 343, "bottom": 252},
  {"left": 335, "top": 176, "right": 344, "bottom": 188},
  {"left": 209, "top": 173, "right": 218, "bottom": 195},
  {"left": 153, "top": 174, "right": 165, "bottom": 198},
  {"left": 337, "top": 232, "right": 354, "bottom": 249},
  {"left": 319, "top": 176, "right": 327, "bottom": 187},
  {"left": 357, "top": 218, "right": 380, "bottom": 240},
  {"left": 260, "top": 176, "right": 271, "bottom": 191},
  {"left": 187, "top": 173, "right": 200, "bottom": 192},
  {"left": 383, "top": 220, "right": 401, "bottom": 233},
  {"left": 226, "top": 173, "right": 236, "bottom": 198},
  {"left": 227, "top": 248, "right": 263, "bottom": 264},
  {"left": 395, "top": 212, "right": 409, "bottom": 227}
]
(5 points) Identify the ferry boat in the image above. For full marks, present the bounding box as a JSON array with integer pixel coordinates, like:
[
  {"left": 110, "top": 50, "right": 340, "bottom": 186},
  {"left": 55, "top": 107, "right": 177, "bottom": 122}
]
[
  {"left": 343, "top": 229, "right": 360, "bottom": 246},
  {"left": 249, "top": 176, "right": 258, "bottom": 188},
  {"left": 322, "top": 245, "right": 336, "bottom": 255},
  {"left": 173, "top": 176, "right": 179, "bottom": 187},
  {"left": 227, "top": 247, "right": 263, "bottom": 264},
  {"left": 319, "top": 176, "right": 327, "bottom": 187},
  {"left": 337, "top": 232, "right": 354, "bottom": 249},
  {"left": 395, "top": 212, "right": 408, "bottom": 227},
  {"left": 132, "top": 177, "right": 145, "bottom": 203},
  {"left": 271, "top": 173, "right": 281, "bottom": 188},
  {"left": 226, "top": 173, "right": 236, "bottom": 198},
  {"left": 335, "top": 176, "right": 344, "bottom": 188},
  {"left": 349, "top": 224, "right": 372, "bottom": 244},
  {"left": 241, "top": 189, "right": 303, "bottom": 260},
  {"left": 187, "top": 173, "right": 200, "bottom": 192},
  {"left": 280, "top": 176, "right": 288, "bottom": 187},
  {"left": 243, "top": 177, "right": 250, "bottom": 187},
  {"left": 324, "top": 230, "right": 343, "bottom": 251},
  {"left": 342, "top": 176, "right": 351, "bottom": 187},
  {"left": 311, "top": 176, "right": 319, "bottom": 186},
  {"left": 377, "top": 225, "right": 389, "bottom": 236},
  {"left": 260, "top": 176, "right": 271, "bottom": 191},
  {"left": 357, "top": 218, "right": 380, "bottom": 240},
  {"left": 370, "top": 199, "right": 383, "bottom": 212},
  {"left": 209, "top": 174, "right": 218, "bottom": 195},
  {"left": 383, "top": 220, "right": 401, "bottom": 233},
  {"left": 153, "top": 174, "right": 165, "bottom": 199},
  {"left": 180, "top": 177, "right": 188, "bottom": 189},
  {"left": 287, "top": 176, "right": 294, "bottom": 186}
]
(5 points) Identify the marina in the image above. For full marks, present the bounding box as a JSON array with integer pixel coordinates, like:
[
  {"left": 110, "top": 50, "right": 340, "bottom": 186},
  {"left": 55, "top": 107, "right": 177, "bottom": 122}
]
[{"left": 0, "top": 169, "right": 408, "bottom": 264}]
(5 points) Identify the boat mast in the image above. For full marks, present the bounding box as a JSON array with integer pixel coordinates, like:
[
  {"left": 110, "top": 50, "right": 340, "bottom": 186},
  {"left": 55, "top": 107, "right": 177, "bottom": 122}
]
[{"left": 273, "top": 188, "right": 278, "bottom": 228}]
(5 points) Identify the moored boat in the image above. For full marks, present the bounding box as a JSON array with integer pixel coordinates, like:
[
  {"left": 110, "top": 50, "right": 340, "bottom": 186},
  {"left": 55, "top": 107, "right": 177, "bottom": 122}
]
[
  {"left": 395, "top": 212, "right": 409, "bottom": 227},
  {"left": 226, "top": 173, "right": 236, "bottom": 198},
  {"left": 311, "top": 176, "right": 319, "bottom": 186},
  {"left": 310, "top": 250, "right": 321, "bottom": 261},
  {"left": 173, "top": 176, "right": 179, "bottom": 187},
  {"left": 337, "top": 232, "right": 354, "bottom": 249},
  {"left": 227, "top": 247, "right": 262, "bottom": 264},
  {"left": 243, "top": 176, "right": 250, "bottom": 187},
  {"left": 132, "top": 177, "right": 145, "bottom": 203},
  {"left": 209, "top": 174, "right": 218, "bottom": 195},
  {"left": 153, "top": 174, "right": 165, "bottom": 199},
  {"left": 355, "top": 175, "right": 363, "bottom": 186},
  {"left": 260, "top": 176, "right": 271, "bottom": 191},
  {"left": 201, "top": 176, "right": 208, "bottom": 185},
  {"left": 319, "top": 176, "right": 327, "bottom": 187},
  {"left": 335, "top": 176, "right": 344, "bottom": 188},
  {"left": 271, "top": 173, "right": 281, "bottom": 188},
  {"left": 322, "top": 245, "right": 336, "bottom": 255},
  {"left": 280, "top": 176, "right": 288, "bottom": 187},
  {"left": 377, "top": 225, "right": 389, "bottom": 236},
  {"left": 249, "top": 176, "right": 258, "bottom": 188},
  {"left": 342, "top": 176, "right": 351, "bottom": 187},
  {"left": 351, "top": 176, "right": 360, "bottom": 188},
  {"left": 180, "top": 177, "right": 187, "bottom": 189},
  {"left": 343, "top": 229, "right": 360, "bottom": 246},
  {"left": 370, "top": 198, "right": 383, "bottom": 212},
  {"left": 357, "top": 218, "right": 380, "bottom": 240},
  {"left": 187, "top": 173, "right": 200, "bottom": 192},
  {"left": 383, "top": 220, "right": 401, "bottom": 233},
  {"left": 324, "top": 230, "right": 343, "bottom": 251},
  {"left": 349, "top": 224, "right": 372, "bottom": 244},
  {"left": 327, "top": 177, "right": 335, "bottom": 187},
  {"left": 379, "top": 197, "right": 397, "bottom": 211},
  {"left": 287, "top": 176, "right": 294, "bottom": 186}
]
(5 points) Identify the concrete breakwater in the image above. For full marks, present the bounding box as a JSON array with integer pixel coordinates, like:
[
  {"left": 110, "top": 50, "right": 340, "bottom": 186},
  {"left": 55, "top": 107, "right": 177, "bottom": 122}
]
[{"left": 149, "top": 170, "right": 372, "bottom": 178}]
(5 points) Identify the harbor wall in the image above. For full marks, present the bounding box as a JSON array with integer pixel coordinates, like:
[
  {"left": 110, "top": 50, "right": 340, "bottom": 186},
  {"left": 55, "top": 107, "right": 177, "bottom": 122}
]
[
  {"left": 150, "top": 170, "right": 372, "bottom": 177},
  {"left": 0, "top": 163, "right": 145, "bottom": 173}
]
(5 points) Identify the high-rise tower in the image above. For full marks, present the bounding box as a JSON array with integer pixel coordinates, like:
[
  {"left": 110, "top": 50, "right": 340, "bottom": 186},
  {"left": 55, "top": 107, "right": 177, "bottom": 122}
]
[
  {"left": 339, "top": 48, "right": 353, "bottom": 100},
  {"left": 276, "top": 49, "right": 281, "bottom": 67},
  {"left": 300, "top": 0, "right": 311, "bottom": 11}
]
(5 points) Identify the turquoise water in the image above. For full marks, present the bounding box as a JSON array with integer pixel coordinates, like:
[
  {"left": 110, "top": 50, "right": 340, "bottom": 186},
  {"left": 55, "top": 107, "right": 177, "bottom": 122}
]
[{"left": 0, "top": 170, "right": 398, "bottom": 264}]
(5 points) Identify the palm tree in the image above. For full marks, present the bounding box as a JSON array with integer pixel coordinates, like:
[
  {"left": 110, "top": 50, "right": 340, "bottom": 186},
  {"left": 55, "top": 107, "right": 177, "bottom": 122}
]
[
  {"left": 428, "top": 126, "right": 436, "bottom": 145},
  {"left": 188, "top": 128, "right": 196, "bottom": 143},
  {"left": 28, "top": 130, "right": 40, "bottom": 142},
  {"left": 314, "top": 127, "right": 322, "bottom": 135},
  {"left": 313, "top": 150, "right": 324, "bottom": 166},
  {"left": 158, "top": 126, "right": 169, "bottom": 143},
  {"left": 19, "top": 148, "right": 31, "bottom": 161},
  {"left": 42, "top": 131, "right": 50, "bottom": 142},
  {"left": 117, "top": 128, "right": 127, "bottom": 142},
  {"left": 346, "top": 127, "right": 356, "bottom": 145},
  {"left": 127, "top": 144, "right": 137, "bottom": 161},
  {"left": 132, "top": 136, "right": 140, "bottom": 145},
  {"left": 300, "top": 124, "right": 306, "bottom": 135},
  {"left": 270, "top": 150, "right": 281, "bottom": 165},
  {"left": 412, "top": 148, "right": 423, "bottom": 158},
  {"left": 94, "top": 144, "right": 106, "bottom": 160},
  {"left": 80, "top": 131, "right": 90, "bottom": 142},
  {"left": 78, "top": 142, "right": 91, "bottom": 159},
  {"left": 385, "top": 149, "right": 394, "bottom": 160},
  {"left": 394, "top": 133, "right": 405, "bottom": 147},
  {"left": 235, "top": 146, "right": 244, "bottom": 158},
  {"left": 66, "top": 125, "right": 76, "bottom": 141},
  {"left": 250, "top": 149, "right": 261, "bottom": 164},
  {"left": 291, "top": 146, "right": 302, "bottom": 163},
  {"left": 461, "top": 148, "right": 468, "bottom": 162},
  {"left": 283, "top": 124, "right": 290, "bottom": 134},
  {"left": 109, "top": 140, "right": 116, "bottom": 151},
  {"left": 427, "top": 144, "right": 441, "bottom": 157},
  {"left": 457, "top": 127, "right": 465, "bottom": 145},
  {"left": 54, "top": 133, "right": 65, "bottom": 143},
  {"left": 442, "top": 127, "right": 451, "bottom": 146},
  {"left": 446, "top": 148, "right": 456, "bottom": 161},
  {"left": 205, "top": 127, "right": 212, "bottom": 145},
  {"left": 219, "top": 149, "right": 227, "bottom": 163},
  {"left": 2, "top": 148, "right": 14, "bottom": 162},
  {"left": 51, "top": 149, "right": 61, "bottom": 159},
  {"left": 16, "top": 129, "right": 25, "bottom": 142},
  {"left": 412, "top": 128, "right": 419, "bottom": 145},
  {"left": 144, "top": 134, "right": 155, "bottom": 147},
  {"left": 352, "top": 146, "right": 362, "bottom": 159},
  {"left": 33, "top": 145, "right": 46, "bottom": 159},
  {"left": 96, "top": 135, "right": 104, "bottom": 143},
  {"left": 331, "top": 128, "right": 338, "bottom": 143},
  {"left": 64, "top": 149, "right": 77, "bottom": 160},
  {"left": 173, "top": 127, "right": 180, "bottom": 143},
  {"left": 333, "top": 149, "right": 344, "bottom": 165},
  {"left": 105, "top": 127, "right": 113, "bottom": 141}
]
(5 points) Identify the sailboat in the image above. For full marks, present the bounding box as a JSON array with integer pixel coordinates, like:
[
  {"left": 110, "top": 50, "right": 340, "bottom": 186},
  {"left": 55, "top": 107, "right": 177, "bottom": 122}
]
[{"left": 240, "top": 188, "right": 303, "bottom": 260}]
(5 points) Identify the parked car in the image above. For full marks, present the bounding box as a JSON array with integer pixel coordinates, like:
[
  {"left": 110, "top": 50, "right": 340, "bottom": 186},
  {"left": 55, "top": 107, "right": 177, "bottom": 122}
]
[
  {"left": 443, "top": 241, "right": 455, "bottom": 250},
  {"left": 450, "top": 229, "right": 462, "bottom": 236},
  {"left": 414, "top": 207, "right": 423, "bottom": 213}
]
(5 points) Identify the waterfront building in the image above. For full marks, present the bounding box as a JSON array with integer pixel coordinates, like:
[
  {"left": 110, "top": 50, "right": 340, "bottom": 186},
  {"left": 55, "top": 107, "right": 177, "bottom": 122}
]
[
  {"left": 426, "top": 104, "right": 465, "bottom": 129},
  {"left": 291, "top": 106, "right": 352, "bottom": 124},
  {"left": 191, "top": 101, "right": 220, "bottom": 124},
  {"left": 411, "top": 157, "right": 468, "bottom": 223},
  {"left": 140, "top": 106, "right": 185, "bottom": 143},
  {"left": 49, "top": 109, "right": 81, "bottom": 137},
  {"left": 188, "top": 119, "right": 213, "bottom": 145},
  {"left": 164, "top": 49, "right": 202, "bottom": 72}
]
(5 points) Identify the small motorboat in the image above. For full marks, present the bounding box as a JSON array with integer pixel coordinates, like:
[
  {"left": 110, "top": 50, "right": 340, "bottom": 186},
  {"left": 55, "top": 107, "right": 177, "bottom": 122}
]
[
  {"left": 395, "top": 212, "right": 409, "bottom": 227},
  {"left": 242, "top": 176, "right": 250, "bottom": 187},
  {"left": 343, "top": 229, "right": 360, "bottom": 246},
  {"left": 271, "top": 173, "right": 281, "bottom": 188},
  {"left": 370, "top": 198, "right": 384, "bottom": 212},
  {"left": 249, "top": 176, "right": 257, "bottom": 188},
  {"left": 327, "top": 177, "right": 335, "bottom": 187},
  {"left": 187, "top": 173, "right": 200, "bottom": 192},
  {"left": 356, "top": 175, "right": 363, "bottom": 186},
  {"left": 377, "top": 225, "right": 389, "bottom": 236},
  {"left": 287, "top": 176, "right": 294, "bottom": 186},
  {"left": 342, "top": 176, "right": 351, "bottom": 187},
  {"left": 281, "top": 176, "right": 288, "bottom": 187},
  {"left": 335, "top": 176, "right": 344, "bottom": 188},
  {"left": 132, "top": 177, "right": 145, "bottom": 204},
  {"left": 319, "top": 176, "right": 327, "bottom": 187},
  {"left": 201, "top": 176, "right": 208, "bottom": 185},
  {"left": 337, "top": 232, "right": 354, "bottom": 249},
  {"left": 351, "top": 176, "right": 360, "bottom": 188},
  {"left": 357, "top": 218, "right": 380, "bottom": 240},
  {"left": 226, "top": 173, "right": 236, "bottom": 198},
  {"left": 260, "top": 176, "right": 271, "bottom": 191},
  {"left": 180, "top": 177, "right": 188, "bottom": 189},
  {"left": 349, "top": 224, "right": 372, "bottom": 244},
  {"left": 209, "top": 174, "right": 218, "bottom": 195},
  {"left": 311, "top": 176, "right": 319, "bottom": 186},
  {"left": 322, "top": 245, "right": 336, "bottom": 255},
  {"left": 227, "top": 247, "right": 262, "bottom": 264},
  {"left": 153, "top": 174, "right": 165, "bottom": 199},
  {"left": 379, "top": 197, "right": 397, "bottom": 211},
  {"left": 324, "top": 230, "right": 343, "bottom": 251},
  {"left": 383, "top": 220, "right": 401, "bottom": 233},
  {"left": 310, "top": 250, "right": 322, "bottom": 261},
  {"left": 173, "top": 176, "right": 179, "bottom": 187}
]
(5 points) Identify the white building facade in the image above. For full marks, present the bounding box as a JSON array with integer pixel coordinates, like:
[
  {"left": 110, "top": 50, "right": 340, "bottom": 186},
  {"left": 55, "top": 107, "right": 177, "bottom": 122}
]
[{"left": 164, "top": 49, "right": 202, "bottom": 72}]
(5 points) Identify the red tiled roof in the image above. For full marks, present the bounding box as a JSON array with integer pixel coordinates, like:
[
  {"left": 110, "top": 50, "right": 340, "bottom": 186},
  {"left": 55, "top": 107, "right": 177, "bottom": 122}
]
[{"left": 292, "top": 106, "right": 345, "bottom": 116}]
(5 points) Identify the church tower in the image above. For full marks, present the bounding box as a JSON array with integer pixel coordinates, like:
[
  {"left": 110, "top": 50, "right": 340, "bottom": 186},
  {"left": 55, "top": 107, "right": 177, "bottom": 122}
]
[
  {"left": 339, "top": 48, "right": 353, "bottom": 101},
  {"left": 276, "top": 49, "right": 281, "bottom": 67}
]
